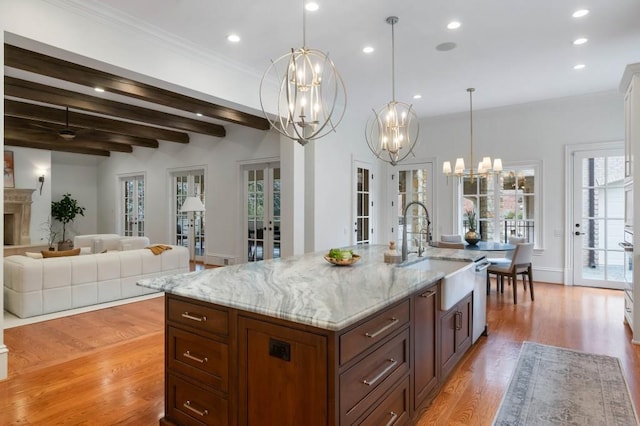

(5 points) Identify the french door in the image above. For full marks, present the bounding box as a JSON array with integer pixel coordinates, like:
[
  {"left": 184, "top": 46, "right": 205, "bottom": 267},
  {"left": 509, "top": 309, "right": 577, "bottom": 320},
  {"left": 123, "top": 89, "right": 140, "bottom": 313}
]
[
  {"left": 173, "top": 170, "right": 205, "bottom": 261},
  {"left": 353, "top": 162, "right": 373, "bottom": 245},
  {"left": 244, "top": 163, "right": 281, "bottom": 262},
  {"left": 572, "top": 149, "right": 625, "bottom": 289},
  {"left": 120, "top": 174, "right": 145, "bottom": 236}
]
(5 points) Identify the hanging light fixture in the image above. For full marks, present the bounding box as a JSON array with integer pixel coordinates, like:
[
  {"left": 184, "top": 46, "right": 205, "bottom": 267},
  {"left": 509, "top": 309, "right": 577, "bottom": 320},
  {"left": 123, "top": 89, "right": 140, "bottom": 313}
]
[
  {"left": 365, "top": 16, "right": 420, "bottom": 166},
  {"left": 259, "top": 0, "right": 346, "bottom": 145},
  {"left": 442, "top": 88, "right": 502, "bottom": 182}
]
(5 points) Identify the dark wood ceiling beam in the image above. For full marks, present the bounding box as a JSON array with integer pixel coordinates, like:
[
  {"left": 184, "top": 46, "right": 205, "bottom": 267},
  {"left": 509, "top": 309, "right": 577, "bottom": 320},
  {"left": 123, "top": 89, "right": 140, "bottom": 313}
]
[
  {"left": 4, "top": 115, "right": 159, "bottom": 149},
  {"left": 5, "top": 137, "right": 110, "bottom": 156},
  {"left": 5, "top": 77, "right": 226, "bottom": 137},
  {"left": 4, "top": 127, "right": 133, "bottom": 153},
  {"left": 5, "top": 99, "right": 188, "bottom": 144},
  {"left": 5, "top": 44, "right": 270, "bottom": 131}
]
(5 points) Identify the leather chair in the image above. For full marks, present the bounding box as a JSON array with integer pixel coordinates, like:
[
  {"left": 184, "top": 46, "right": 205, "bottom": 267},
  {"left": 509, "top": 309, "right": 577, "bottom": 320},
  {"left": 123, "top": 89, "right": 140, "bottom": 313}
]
[{"left": 486, "top": 242, "right": 534, "bottom": 304}]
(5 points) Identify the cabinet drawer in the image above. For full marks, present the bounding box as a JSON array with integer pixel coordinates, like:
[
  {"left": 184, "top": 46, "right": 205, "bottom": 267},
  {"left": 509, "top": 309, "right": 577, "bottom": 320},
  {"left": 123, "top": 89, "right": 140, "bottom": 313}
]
[
  {"left": 358, "top": 376, "right": 410, "bottom": 426},
  {"left": 168, "top": 296, "right": 228, "bottom": 337},
  {"left": 340, "top": 329, "right": 410, "bottom": 423},
  {"left": 340, "top": 300, "right": 410, "bottom": 365},
  {"left": 168, "top": 326, "right": 229, "bottom": 392},
  {"left": 167, "top": 374, "right": 228, "bottom": 426}
]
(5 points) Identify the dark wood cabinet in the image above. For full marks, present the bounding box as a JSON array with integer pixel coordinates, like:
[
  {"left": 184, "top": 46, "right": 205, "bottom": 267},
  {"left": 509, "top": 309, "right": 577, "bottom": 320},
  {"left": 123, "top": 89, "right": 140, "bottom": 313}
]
[
  {"left": 440, "top": 292, "right": 473, "bottom": 379},
  {"left": 413, "top": 285, "right": 439, "bottom": 411}
]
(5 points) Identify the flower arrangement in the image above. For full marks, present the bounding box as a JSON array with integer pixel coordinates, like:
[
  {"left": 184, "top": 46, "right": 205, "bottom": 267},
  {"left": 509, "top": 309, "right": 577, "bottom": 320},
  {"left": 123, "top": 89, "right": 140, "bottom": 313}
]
[{"left": 465, "top": 208, "right": 477, "bottom": 231}]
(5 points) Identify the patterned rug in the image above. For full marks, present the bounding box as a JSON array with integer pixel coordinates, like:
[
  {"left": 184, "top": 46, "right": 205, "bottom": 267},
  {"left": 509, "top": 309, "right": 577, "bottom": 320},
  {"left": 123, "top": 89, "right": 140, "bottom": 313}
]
[{"left": 493, "top": 342, "right": 639, "bottom": 425}]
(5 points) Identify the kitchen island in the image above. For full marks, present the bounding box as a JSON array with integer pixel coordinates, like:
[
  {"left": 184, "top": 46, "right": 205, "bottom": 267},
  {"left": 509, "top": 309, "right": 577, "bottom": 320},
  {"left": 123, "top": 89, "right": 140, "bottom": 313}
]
[{"left": 139, "top": 244, "right": 487, "bottom": 426}]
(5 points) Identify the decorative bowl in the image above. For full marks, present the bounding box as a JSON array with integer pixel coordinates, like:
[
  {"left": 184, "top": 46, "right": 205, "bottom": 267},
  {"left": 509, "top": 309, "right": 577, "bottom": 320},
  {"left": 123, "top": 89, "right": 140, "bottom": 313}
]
[{"left": 324, "top": 254, "right": 361, "bottom": 266}]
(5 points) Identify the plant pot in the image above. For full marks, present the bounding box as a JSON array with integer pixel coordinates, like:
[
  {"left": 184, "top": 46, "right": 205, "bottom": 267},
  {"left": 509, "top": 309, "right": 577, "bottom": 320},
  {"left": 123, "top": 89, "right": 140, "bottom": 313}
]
[
  {"left": 57, "top": 240, "right": 73, "bottom": 251},
  {"left": 464, "top": 230, "right": 480, "bottom": 246}
]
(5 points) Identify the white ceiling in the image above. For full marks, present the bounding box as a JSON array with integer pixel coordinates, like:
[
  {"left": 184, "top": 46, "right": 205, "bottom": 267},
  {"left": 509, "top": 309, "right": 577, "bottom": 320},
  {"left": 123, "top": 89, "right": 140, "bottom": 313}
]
[{"left": 43, "top": 0, "right": 640, "bottom": 118}]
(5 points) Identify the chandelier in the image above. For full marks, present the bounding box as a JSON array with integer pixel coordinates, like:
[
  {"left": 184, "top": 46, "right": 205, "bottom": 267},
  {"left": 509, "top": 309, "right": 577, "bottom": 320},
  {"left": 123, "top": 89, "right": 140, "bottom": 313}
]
[
  {"left": 442, "top": 88, "right": 502, "bottom": 182},
  {"left": 365, "top": 16, "right": 419, "bottom": 166},
  {"left": 259, "top": 1, "right": 346, "bottom": 146}
]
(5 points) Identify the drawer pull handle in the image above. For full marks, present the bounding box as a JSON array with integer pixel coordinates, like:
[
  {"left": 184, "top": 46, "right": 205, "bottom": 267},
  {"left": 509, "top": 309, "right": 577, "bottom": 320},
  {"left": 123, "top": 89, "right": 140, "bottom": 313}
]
[
  {"left": 419, "top": 290, "right": 436, "bottom": 298},
  {"left": 385, "top": 411, "right": 398, "bottom": 426},
  {"left": 455, "top": 311, "right": 462, "bottom": 330},
  {"left": 183, "top": 350, "right": 208, "bottom": 364},
  {"left": 363, "top": 358, "right": 398, "bottom": 386},
  {"left": 183, "top": 400, "right": 208, "bottom": 417},
  {"left": 182, "top": 312, "right": 207, "bottom": 322},
  {"left": 365, "top": 317, "right": 399, "bottom": 339}
]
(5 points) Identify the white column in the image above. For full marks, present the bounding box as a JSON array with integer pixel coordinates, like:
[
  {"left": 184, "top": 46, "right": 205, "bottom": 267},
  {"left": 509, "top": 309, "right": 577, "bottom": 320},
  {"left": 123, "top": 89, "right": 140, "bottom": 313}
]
[{"left": 280, "top": 135, "right": 305, "bottom": 256}]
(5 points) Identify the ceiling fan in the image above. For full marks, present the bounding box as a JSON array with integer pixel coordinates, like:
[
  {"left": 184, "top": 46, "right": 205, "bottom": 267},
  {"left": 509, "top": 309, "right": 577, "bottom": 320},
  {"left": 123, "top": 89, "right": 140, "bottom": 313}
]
[{"left": 27, "top": 106, "right": 86, "bottom": 140}]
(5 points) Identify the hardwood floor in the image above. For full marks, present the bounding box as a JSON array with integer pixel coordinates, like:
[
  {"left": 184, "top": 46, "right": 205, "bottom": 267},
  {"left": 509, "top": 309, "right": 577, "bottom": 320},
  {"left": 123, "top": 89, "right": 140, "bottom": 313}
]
[{"left": 1, "top": 280, "right": 638, "bottom": 425}]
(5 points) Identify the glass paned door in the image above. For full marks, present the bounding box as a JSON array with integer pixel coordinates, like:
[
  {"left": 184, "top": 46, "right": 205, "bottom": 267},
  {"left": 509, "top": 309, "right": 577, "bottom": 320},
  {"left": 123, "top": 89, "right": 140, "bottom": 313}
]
[
  {"left": 173, "top": 171, "right": 205, "bottom": 261},
  {"left": 572, "top": 149, "right": 624, "bottom": 289},
  {"left": 354, "top": 163, "right": 372, "bottom": 245},
  {"left": 394, "top": 163, "right": 434, "bottom": 253},
  {"left": 245, "top": 163, "right": 280, "bottom": 262},
  {"left": 120, "top": 175, "right": 144, "bottom": 236}
]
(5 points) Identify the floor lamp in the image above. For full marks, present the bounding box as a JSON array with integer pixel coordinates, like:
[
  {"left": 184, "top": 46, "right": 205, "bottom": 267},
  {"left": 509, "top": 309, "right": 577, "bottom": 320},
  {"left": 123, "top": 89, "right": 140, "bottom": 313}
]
[{"left": 180, "top": 196, "right": 205, "bottom": 263}]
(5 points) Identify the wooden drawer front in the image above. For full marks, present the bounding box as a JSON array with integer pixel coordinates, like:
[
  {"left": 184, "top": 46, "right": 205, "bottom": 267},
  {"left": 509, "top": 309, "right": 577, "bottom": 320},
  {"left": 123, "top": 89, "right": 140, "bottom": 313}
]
[
  {"left": 168, "top": 327, "right": 228, "bottom": 392},
  {"left": 167, "top": 374, "right": 228, "bottom": 426},
  {"left": 168, "top": 297, "right": 228, "bottom": 336},
  {"left": 340, "top": 300, "right": 410, "bottom": 365},
  {"left": 341, "top": 329, "right": 410, "bottom": 423},
  {"left": 358, "top": 376, "right": 410, "bottom": 426}
]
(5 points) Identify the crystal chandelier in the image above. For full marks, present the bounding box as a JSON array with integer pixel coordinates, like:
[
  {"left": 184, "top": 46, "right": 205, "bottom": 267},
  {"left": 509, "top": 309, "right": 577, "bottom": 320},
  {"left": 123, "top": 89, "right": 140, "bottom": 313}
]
[
  {"left": 442, "top": 88, "right": 502, "bottom": 182},
  {"left": 365, "top": 16, "right": 419, "bottom": 166},
  {"left": 259, "top": 1, "right": 346, "bottom": 145}
]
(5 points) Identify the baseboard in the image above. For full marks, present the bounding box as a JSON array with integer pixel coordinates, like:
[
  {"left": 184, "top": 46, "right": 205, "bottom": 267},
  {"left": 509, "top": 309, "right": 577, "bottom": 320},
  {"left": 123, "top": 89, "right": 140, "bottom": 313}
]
[
  {"left": 207, "top": 253, "right": 239, "bottom": 266},
  {"left": 532, "top": 266, "right": 564, "bottom": 284},
  {"left": 0, "top": 344, "right": 8, "bottom": 381}
]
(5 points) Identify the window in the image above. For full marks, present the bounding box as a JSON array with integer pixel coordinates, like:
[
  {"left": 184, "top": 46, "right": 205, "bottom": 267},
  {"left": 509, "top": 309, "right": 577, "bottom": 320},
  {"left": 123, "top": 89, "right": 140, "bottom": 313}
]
[
  {"left": 119, "top": 174, "right": 145, "bottom": 237},
  {"left": 461, "top": 162, "right": 541, "bottom": 247}
]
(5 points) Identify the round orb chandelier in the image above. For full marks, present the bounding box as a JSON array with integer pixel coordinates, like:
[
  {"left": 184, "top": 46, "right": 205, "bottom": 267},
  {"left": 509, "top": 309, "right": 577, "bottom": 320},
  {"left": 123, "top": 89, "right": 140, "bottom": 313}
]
[
  {"left": 365, "top": 16, "right": 420, "bottom": 166},
  {"left": 259, "top": 2, "right": 346, "bottom": 146}
]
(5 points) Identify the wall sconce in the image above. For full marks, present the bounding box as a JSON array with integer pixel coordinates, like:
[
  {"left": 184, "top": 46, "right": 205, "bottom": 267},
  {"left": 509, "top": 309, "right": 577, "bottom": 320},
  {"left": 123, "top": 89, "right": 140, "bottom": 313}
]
[{"left": 38, "top": 174, "right": 45, "bottom": 195}]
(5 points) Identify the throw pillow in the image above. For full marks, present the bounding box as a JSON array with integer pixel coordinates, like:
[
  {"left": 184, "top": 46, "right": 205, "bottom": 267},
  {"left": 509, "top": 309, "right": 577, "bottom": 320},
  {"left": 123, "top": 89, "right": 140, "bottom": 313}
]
[
  {"left": 41, "top": 248, "right": 81, "bottom": 258},
  {"left": 25, "top": 251, "right": 44, "bottom": 259}
]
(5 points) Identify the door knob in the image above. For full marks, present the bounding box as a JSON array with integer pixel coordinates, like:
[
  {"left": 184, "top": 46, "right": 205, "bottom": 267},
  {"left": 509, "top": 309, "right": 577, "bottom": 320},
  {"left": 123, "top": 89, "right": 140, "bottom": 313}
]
[{"left": 574, "top": 231, "right": 585, "bottom": 236}]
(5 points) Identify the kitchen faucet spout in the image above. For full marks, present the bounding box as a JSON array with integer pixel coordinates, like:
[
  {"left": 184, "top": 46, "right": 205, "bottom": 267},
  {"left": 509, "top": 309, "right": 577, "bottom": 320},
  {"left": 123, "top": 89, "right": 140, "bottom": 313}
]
[{"left": 402, "top": 201, "right": 431, "bottom": 262}]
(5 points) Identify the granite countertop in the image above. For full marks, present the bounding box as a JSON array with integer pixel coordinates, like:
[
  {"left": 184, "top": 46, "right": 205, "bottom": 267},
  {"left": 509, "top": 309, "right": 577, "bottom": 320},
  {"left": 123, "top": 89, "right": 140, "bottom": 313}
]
[{"left": 138, "top": 244, "right": 487, "bottom": 331}]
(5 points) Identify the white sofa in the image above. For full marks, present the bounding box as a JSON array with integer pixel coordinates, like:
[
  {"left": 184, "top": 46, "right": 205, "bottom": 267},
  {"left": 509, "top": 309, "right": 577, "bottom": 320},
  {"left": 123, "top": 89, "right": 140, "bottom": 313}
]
[
  {"left": 73, "top": 234, "right": 151, "bottom": 253},
  {"left": 3, "top": 244, "right": 189, "bottom": 318}
]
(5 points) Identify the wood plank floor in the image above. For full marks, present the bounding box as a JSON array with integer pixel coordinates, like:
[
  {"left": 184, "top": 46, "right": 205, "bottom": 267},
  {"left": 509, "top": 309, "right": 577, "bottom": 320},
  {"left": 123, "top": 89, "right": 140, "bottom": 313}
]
[{"left": 1, "top": 280, "right": 639, "bottom": 425}]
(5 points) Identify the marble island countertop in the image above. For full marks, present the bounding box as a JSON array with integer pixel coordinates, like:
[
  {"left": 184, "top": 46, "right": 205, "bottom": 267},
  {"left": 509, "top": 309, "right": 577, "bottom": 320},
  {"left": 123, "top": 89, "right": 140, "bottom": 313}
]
[{"left": 138, "top": 244, "right": 487, "bottom": 331}]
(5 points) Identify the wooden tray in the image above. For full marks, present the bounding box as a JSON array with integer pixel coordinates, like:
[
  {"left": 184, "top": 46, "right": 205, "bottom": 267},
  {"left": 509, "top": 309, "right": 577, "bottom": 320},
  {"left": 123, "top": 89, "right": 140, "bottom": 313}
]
[{"left": 323, "top": 253, "right": 361, "bottom": 266}]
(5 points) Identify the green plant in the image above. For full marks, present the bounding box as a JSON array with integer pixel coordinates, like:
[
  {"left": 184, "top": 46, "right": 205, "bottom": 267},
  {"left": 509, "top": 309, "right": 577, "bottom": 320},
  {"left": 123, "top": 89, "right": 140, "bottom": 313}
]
[
  {"left": 465, "top": 208, "right": 477, "bottom": 231},
  {"left": 51, "top": 193, "right": 85, "bottom": 242}
]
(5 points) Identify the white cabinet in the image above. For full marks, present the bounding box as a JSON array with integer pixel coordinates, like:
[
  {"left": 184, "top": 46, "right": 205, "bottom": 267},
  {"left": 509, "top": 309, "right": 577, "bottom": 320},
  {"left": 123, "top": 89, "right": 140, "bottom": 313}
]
[{"left": 621, "top": 63, "right": 640, "bottom": 342}]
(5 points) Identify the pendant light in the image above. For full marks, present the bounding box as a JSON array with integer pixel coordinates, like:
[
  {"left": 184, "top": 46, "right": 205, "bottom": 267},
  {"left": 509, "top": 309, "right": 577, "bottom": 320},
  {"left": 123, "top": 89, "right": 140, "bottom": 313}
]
[
  {"left": 365, "top": 16, "right": 420, "bottom": 166},
  {"left": 259, "top": 0, "right": 347, "bottom": 145},
  {"left": 442, "top": 88, "right": 502, "bottom": 182}
]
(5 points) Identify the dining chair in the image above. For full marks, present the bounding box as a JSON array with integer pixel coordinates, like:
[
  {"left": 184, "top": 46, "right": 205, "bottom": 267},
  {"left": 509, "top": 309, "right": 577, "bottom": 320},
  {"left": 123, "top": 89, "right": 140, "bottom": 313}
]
[
  {"left": 486, "top": 242, "right": 534, "bottom": 304},
  {"left": 486, "top": 236, "right": 526, "bottom": 265},
  {"left": 438, "top": 234, "right": 465, "bottom": 249}
]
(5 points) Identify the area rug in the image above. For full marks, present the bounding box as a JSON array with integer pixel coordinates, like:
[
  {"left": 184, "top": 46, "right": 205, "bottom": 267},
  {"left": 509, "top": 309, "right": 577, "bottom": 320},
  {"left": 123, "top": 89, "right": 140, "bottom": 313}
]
[{"left": 493, "top": 342, "right": 639, "bottom": 425}]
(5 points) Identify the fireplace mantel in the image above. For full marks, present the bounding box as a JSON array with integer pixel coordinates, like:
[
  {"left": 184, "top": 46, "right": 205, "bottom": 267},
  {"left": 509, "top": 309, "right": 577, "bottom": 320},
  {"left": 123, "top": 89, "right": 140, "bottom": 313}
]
[{"left": 4, "top": 188, "right": 36, "bottom": 246}]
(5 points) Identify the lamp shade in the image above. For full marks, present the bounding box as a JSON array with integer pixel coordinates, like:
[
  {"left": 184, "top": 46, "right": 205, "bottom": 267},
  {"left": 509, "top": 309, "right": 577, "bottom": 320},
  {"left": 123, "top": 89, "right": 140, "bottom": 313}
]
[{"left": 180, "top": 196, "right": 205, "bottom": 212}]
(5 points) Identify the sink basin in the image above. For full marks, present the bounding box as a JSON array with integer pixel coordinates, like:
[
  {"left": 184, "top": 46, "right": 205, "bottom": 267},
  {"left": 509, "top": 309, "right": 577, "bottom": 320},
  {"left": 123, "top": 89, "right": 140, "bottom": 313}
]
[{"left": 403, "top": 258, "right": 475, "bottom": 311}]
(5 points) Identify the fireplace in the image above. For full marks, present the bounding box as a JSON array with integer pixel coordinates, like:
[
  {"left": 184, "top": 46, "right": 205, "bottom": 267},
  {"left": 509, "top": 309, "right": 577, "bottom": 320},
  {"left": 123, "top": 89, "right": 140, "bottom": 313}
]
[{"left": 4, "top": 189, "right": 35, "bottom": 246}]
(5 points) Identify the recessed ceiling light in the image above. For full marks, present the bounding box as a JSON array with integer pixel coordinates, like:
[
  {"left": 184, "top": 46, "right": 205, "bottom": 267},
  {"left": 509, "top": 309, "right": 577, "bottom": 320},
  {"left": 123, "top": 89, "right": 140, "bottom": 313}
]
[
  {"left": 572, "top": 9, "right": 589, "bottom": 18},
  {"left": 305, "top": 2, "right": 319, "bottom": 11},
  {"left": 436, "top": 42, "right": 457, "bottom": 52},
  {"left": 447, "top": 21, "right": 461, "bottom": 30},
  {"left": 227, "top": 34, "right": 241, "bottom": 43},
  {"left": 573, "top": 37, "right": 588, "bottom": 45},
  {"left": 362, "top": 46, "right": 374, "bottom": 54},
  {"left": 573, "top": 64, "right": 586, "bottom": 70},
  {"left": 413, "top": 94, "right": 422, "bottom": 100},
  {"left": 196, "top": 113, "right": 203, "bottom": 117},
  {"left": 94, "top": 87, "right": 105, "bottom": 93}
]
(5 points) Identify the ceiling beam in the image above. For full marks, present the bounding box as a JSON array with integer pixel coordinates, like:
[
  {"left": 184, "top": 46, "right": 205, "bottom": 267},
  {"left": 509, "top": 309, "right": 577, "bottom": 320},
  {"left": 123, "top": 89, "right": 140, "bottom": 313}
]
[
  {"left": 5, "top": 44, "right": 270, "bottom": 131},
  {"left": 5, "top": 137, "right": 110, "bottom": 156},
  {"left": 4, "top": 127, "right": 133, "bottom": 153},
  {"left": 5, "top": 99, "right": 188, "bottom": 144},
  {"left": 5, "top": 77, "right": 227, "bottom": 137},
  {"left": 4, "top": 116, "right": 159, "bottom": 149}
]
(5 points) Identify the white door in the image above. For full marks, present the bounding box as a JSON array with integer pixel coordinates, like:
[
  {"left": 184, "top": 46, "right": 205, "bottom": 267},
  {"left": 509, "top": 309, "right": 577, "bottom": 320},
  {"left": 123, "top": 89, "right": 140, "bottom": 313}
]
[
  {"left": 173, "top": 171, "right": 206, "bottom": 262},
  {"left": 353, "top": 162, "right": 373, "bottom": 245},
  {"left": 244, "top": 163, "right": 281, "bottom": 262},
  {"left": 120, "top": 175, "right": 145, "bottom": 237},
  {"left": 572, "top": 149, "right": 625, "bottom": 289}
]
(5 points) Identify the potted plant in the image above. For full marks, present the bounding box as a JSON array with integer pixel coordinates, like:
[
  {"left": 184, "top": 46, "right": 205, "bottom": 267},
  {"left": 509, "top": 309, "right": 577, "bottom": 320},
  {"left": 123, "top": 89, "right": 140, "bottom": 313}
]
[
  {"left": 40, "top": 217, "right": 58, "bottom": 251},
  {"left": 51, "top": 193, "right": 85, "bottom": 251},
  {"left": 464, "top": 207, "right": 480, "bottom": 246}
]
